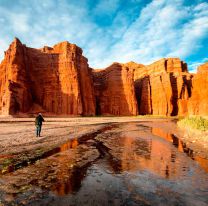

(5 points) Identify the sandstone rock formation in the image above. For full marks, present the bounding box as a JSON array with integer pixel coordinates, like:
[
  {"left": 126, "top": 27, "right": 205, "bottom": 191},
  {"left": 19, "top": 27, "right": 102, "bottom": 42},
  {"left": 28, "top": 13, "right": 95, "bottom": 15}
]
[
  {"left": 132, "top": 58, "right": 193, "bottom": 116},
  {"left": 0, "top": 38, "right": 95, "bottom": 116},
  {"left": 0, "top": 38, "right": 207, "bottom": 116},
  {"left": 0, "top": 38, "right": 32, "bottom": 115},
  {"left": 92, "top": 63, "right": 138, "bottom": 116},
  {"left": 188, "top": 62, "right": 208, "bottom": 115}
]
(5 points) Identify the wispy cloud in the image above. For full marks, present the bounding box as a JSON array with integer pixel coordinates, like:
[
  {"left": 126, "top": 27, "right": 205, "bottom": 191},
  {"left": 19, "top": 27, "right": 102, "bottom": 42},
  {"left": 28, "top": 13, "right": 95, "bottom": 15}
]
[
  {"left": 189, "top": 57, "right": 208, "bottom": 72},
  {"left": 0, "top": 0, "right": 207, "bottom": 72},
  {"left": 95, "top": 0, "right": 208, "bottom": 70}
]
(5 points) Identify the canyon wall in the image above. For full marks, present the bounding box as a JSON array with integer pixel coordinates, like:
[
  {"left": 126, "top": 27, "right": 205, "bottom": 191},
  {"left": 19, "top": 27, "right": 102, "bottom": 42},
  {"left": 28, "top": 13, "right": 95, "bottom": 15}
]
[
  {"left": 188, "top": 63, "right": 208, "bottom": 115},
  {"left": 133, "top": 58, "right": 193, "bottom": 116},
  {"left": 0, "top": 38, "right": 95, "bottom": 116},
  {"left": 0, "top": 38, "right": 207, "bottom": 116},
  {"left": 92, "top": 63, "right": 138, "bottom": 116},
  {"left": 0, "top": 38, "right": 33, "bottom": 115}
]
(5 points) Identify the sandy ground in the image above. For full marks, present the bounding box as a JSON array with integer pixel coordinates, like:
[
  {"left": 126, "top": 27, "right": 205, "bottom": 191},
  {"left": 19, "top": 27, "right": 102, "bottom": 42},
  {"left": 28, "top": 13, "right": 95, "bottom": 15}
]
[{"left": 0, "top": 117, "right": 207, "bottom": 173}]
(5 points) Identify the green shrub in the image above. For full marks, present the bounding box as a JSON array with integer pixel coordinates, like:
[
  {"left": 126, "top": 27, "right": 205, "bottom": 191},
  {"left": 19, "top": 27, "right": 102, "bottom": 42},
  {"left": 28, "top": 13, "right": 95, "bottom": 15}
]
[{"left": 178, "top": 116, "right": 208, "bottom": 131}]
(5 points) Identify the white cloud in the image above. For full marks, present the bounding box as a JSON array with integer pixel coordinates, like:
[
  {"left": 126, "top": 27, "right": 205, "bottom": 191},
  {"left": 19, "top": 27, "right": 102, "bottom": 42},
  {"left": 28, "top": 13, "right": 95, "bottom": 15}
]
[
  {"left": 0, "top": 0, "right": 207, "bottom": 71},
  {"left": 97, "top": 0, "right": 187, "bottom": 64},
  {"left": 168, "top": 14, "right": 208, "bottom": 57},
  {"left": 0, "top": 1, "right": 97, "bottom": 51},
  {"left": 189, "top": 57, "right": 208, "bottom": 72},
  {"left": 90, "top": 0, "right": 208, "bottom": 70}
]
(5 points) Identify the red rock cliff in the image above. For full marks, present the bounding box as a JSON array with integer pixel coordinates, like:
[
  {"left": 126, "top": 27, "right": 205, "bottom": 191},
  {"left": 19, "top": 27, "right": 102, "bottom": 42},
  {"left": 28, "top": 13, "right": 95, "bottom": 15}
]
[
  {"left": 0, "top": 38, "right": 95, "bottom": 116},
  {"left": 0, "top": 39, "right": 207, "bottom": 117},
  {"left": 133, "top": 58, "right": 192, "bottom": 116},
  {"left": 0, "top": 38, "right": 33, "bottom": 115},
  {"left": 188, "top": 63, "right": 208, "bottom": 115},
  {"left": 92, "top": 63, "right": 138, "bottom": 116}
]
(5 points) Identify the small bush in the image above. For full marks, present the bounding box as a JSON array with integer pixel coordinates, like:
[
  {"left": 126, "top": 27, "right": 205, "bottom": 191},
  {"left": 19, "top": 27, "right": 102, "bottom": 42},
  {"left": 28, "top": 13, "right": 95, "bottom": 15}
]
[{"left": 178, "top": 116, "right": 208, "bottom": 131}]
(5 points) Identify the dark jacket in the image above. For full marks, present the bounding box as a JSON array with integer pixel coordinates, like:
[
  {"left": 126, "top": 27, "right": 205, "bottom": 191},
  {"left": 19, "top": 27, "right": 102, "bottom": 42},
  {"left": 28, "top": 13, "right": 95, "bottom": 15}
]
[{"left": 35, "top": 115, "right": 44, "bottom": 126}]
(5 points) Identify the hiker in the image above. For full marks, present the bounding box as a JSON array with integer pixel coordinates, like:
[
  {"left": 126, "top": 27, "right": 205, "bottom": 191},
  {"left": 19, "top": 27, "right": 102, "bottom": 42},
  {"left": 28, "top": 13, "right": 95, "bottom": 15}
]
[{"left": 35, "top": 113, "right": 45, "bottom": 137}]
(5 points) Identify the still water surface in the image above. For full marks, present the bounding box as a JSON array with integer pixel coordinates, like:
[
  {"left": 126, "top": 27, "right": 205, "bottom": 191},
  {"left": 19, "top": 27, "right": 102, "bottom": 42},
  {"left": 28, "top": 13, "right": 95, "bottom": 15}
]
[{"left": 49, "top": 123, "right": 208, "bottom": 206}]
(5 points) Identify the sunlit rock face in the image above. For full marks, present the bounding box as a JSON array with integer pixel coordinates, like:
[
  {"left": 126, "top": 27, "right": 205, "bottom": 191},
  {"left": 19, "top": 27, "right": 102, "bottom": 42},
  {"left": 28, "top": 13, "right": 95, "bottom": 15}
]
[
  {"left": 0, "top": 38, "right": 95, "bottom": 116},
  {"left": 92, "top": 63, "right": 138, "bottom": 116},
  {"left": 132, "top": 58, "right": 193, "bottom": 116},
  {"left": 0, "top": 38, "right": 33, "bottom": 115},
  {"left": 188, "top": 63, "right": 208, "bottom": 115},
  {"left": 0, "top": 39, "right": 207, "bottom": 116}
]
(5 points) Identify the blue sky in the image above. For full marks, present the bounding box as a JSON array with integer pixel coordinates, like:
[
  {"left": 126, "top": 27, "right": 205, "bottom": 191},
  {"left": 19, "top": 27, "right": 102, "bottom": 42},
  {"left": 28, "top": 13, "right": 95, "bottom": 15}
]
[{"left": 0, "top": 0, "right": 207, "bottom": 72}]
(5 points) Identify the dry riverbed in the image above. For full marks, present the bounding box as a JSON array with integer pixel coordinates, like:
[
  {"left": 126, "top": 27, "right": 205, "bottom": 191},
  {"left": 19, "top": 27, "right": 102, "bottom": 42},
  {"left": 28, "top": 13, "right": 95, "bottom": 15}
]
[{"left": 0, "top": 117, "right": 207, "bottom": 206}]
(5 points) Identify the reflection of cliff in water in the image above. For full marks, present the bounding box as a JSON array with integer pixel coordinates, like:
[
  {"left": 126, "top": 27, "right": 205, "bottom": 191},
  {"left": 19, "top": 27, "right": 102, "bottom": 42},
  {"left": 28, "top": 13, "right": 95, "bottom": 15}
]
[
  {"left": 102, "top": 125, "right": 208, "bottom": 179},
  {"left": 109, "top": 134, "right": 182, "bottom": 179},
  {"left": 151, "top": 127, "right": 208, "bottom": 173},
  {"left": 36, "top": 125, "right": 208, "bottom": 197},
  {"left": 51, "top": 164, "right": 89, "bottom": 196},
  {"left": 48, "top": 123, "right": 208, "bottom": 206}
]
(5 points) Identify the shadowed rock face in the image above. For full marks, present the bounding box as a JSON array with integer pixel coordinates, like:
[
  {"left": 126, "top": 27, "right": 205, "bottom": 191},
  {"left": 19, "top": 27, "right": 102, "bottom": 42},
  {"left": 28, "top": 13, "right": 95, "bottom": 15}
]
[
  {"left": 0, "top": 39, "right": 207, "bottom": 116},
  {"left": 0, "top": 38, "right": 95, "bottom": 116},
  {"left": 132, "top": 58, "right": 194, "bottom": 116},
  {"left": 92, "top": 63, "right": 138, "bottom": 116}
]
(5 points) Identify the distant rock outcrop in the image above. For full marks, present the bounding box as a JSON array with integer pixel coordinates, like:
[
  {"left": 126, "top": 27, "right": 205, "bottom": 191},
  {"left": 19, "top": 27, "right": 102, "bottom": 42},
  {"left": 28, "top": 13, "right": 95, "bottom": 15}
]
[{"left": 0, "top": 39, "right": 207, "bottom": 116}]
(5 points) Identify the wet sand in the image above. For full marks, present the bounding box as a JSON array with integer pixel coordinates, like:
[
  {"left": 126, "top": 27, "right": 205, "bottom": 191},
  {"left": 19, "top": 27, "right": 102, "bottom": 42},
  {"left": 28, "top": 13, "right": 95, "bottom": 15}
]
[{"left": 0, "top": 117, "right": 207, "bottom": 206}]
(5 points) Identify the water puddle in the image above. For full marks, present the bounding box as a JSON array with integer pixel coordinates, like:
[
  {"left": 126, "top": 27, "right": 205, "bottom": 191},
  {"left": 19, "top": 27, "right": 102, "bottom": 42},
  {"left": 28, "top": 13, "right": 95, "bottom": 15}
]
[{"left": 151, "top": 127, "right": 208, "bottom": 172}]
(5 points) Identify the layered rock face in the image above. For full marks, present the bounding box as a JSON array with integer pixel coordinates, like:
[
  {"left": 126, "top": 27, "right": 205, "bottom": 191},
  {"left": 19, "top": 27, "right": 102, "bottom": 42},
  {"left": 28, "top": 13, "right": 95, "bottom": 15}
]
[
  {"left": 188, "top": 63, "right": 208, "bottom": 115},
  {"left": 133, "top": 58, "right": 193, "bottom": 116},
  {"left": 0, "top": 38, "right": 95, "bottom": 115},
  {"left": 0, "top": 39, "right": 207, "bottom": 116},
  {"left": 92, "top": 63, "right": 138, "bottom": 116},
  {"left": 0, "top": 38, "right": 32, "bottom": 115}
]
